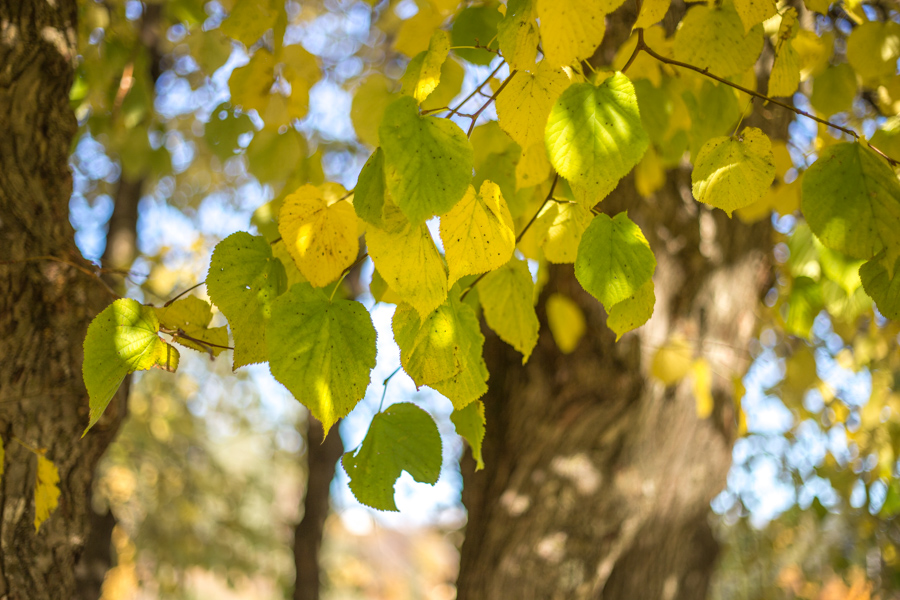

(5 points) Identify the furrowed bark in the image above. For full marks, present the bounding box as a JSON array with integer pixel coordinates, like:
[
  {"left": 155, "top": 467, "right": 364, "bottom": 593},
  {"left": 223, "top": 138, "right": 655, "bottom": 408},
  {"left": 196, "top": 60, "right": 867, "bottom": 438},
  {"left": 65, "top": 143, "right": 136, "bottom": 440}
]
[{"left": 0, "top": 1, "right": 126, "bottom": 598}]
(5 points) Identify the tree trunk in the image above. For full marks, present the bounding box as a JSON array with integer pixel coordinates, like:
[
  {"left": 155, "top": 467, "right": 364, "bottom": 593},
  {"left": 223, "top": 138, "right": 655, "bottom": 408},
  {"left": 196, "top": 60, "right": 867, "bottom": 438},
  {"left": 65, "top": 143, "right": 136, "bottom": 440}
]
[{"left": 0, "top": 1, "right": 125, "bottom": 598}]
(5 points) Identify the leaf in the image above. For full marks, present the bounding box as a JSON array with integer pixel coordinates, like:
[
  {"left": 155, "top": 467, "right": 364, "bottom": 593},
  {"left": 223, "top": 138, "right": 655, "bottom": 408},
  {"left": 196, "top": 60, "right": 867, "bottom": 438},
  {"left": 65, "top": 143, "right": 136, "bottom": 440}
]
[
  {"left": 545, "top": 74, "right": 649, "bottom": 201},
  {"left": 479, "top": 258, "right": 539, "bottom": 362},
  {"left": 342, "top": 402, "right": 442, "bottom": 511},
  {"left": 451, "top": 5, "right": 502, "bottom": 65},
  {"left": 546, "top": 293, "right": 586, "bottom": 354},
  {"left": 229, "top": 49, "right": 276, "bottom": 113},
  {"left": 732, "top": 0, "right": 776, "bottom": 32},
  {"left": 393, "top": 4, "right": 444, "bottom": 57},
  {"left": 380, "top": 96, "right": 473, "bottom": 225},
  {"left": 536, "top": 0, "right": 614, "bottom": 67},
  {"left": 650, "top": 336, "right": 694, "bottom": 385},
  {"left": 279, "top": 184, "right": 359, "bottom": 288},
  {"left": 846, "top": 21, "right": 900, "bottom": 82},
  {"left": 536, "top": 200, "right": 594, "bottom": 264},
  {"left": 220, "top": 0, "right": 280, "bottom": 47},
  {"left": 496, "top": 61, "right": 570, "bottom": 151},
  {"left": 207, "top": 232, "right": 287, "bottom": 369},
  {"left": 673, "top": 4, "right": 764, "bottom": 78},
  {"left": 366, "top": 203, "right": 448, "bottom": 320},
  {"left": 246, "top": 127, "right": 308, "bottom": 184},
  {"left": 154, "top": 296, "right": 229, "bottom": 357},
  {"left": 451, "top": 400, "right": 486, "bottom": 470},
  {"left": 83, "top": 299, "right": 176, "bottom": 434},
  {"left": 267, "top": 283, "right": 376, "bottom": 436},
  {"left": 575, "top": 212, "right": 656, "bottom": 309},
  {"left": 769, "top": 41, "right": 800, "bottom": 98},
  {"left": 801, "top": 143, "right": 900, "bottom": 264},
  {"left": 393, "top": 300, "right": 465, "bottom": 387},
  {"left": 351, "top": 74, "right": 396, "bottom": 148},
  {"left": 440, "top": 181, "right": 516, "bottom": 287},
  {"left": 34, "top": 454, "right": 60, "bottom": 532},
  {"left": 186, "top": 29, "right": 233, "bottom": 76},
  {"left": 400, "top": 30, "right": 451, "bottom": 104},
  {"left": 692, "top": 359, "right": 714, "bottom": 419},
  {"left": 860, "top": 252, "right": 900, "bottom": 320},
  {"left": 634, "top": 0, "right": 670, "bottom": 28},
  {"left": 606, "top": 279, "right": 655, "bottom": 340},
  {"left": 497, "top": 0, "right": 539, "bottom": 70},
  {"left": 809, "top": 64, "right": 857, "bottom": 116},
  {"left": 427, "top": 298, "right": 489, "bottom": 410},
  {"left": 353, "top": 148, "right": 387, "bottom": 227},
  {"left": 691, "top": 127, "right": 776, "bottom": 217}
]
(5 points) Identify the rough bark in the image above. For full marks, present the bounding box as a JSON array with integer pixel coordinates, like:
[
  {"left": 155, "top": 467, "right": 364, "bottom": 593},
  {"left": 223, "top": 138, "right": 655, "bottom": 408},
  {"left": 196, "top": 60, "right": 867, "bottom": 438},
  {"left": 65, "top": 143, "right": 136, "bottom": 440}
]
[
  {"left": 0, "top": 1, "right": 126, "bottom": 598},
  {"left": 293, "top": 417, "right": 343, "bottom": 600}
]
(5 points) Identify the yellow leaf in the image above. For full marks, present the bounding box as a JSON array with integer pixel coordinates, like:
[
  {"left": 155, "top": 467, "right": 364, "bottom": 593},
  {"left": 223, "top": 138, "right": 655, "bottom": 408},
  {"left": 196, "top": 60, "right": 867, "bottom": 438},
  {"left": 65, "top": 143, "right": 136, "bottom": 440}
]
[
  {"left": 516, "top": 142, "right": 551, "bottom": 189},
  {"left": 732, "top": 0, "right": 776, "bottom": 32},
  {"left": 495, "top": 61, "right": 570, "bottom": 151},
  {"left": 536, "top": 0, "right": 614, "bottom": 67},
  {"left": 607, "top": 279, "right": 655, "bottom": 340},
  {"left": 401, "top": 30, "right": 451, "bottom": 104},
  {"left": 351, "top": 74, "right": 397, "bottom": 148},
  {"left": 34, "top": 454, "right": 60, "bottom": 532},
  {"left": 673, "top": 4, "right": 764, "bottom": 78},
  {"left": 846, "top": 21, "right": 900, "bottom": 83},
  {"left": 650, "top": 336, "right": 693, "bottom": 385},
  {"left": 769, "top": 41, "right": 800, "bottom": 97},
  {"left": 229, "top": 49, "right": 277, "bottom": 113},
  {"left": 280, "top": 43, "right": 321, "bottom": 86},
  {"left": 394, "top": 4, "right": 445, "bottom": 57},
  {"left": 479, "top": 258, "right": 539, "bottom": 362},
  {"left": 535, "top": 200, "right": 593, "bottom": 264},
  {"left": 692, "top": 358, "right": 714, "bottom": 419},
  {"left": 367, "top": 203, "right": 448, "bottom": 320},
  {"left": 634, "top": 0, "right": 670, "bottom": 28},
  {"left": 440, "top": 182, "right": 516, "bottom": 286},
  {"left": 635, "top": 146, "right": 666, "bottom": 198},
  {"left": 794, "top": 30, "right": 833, "bottom": 80},
  {"left": 546, "top": 293, "right": 586, "bottom": 354},
  {"left": 497, "top": 0, "right": 539, "bottom": 70},
  {"left": 279, "top": 184, "right": 359, "bottom": 288}
]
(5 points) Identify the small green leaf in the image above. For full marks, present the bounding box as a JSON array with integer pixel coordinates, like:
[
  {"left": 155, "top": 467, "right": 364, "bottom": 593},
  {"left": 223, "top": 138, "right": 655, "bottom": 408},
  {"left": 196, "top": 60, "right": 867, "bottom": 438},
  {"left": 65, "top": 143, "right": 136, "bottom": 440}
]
[
  {"left": 451, "top": 5, "right": 502, "bottom": 65},
  {"left": 479, "top": 258, "right": 539, "bottom": 362},
  {"left": 83, "top": 299, "right": 174, "bottom": 434},
  {"left": 545, "top": 74, "right": 649, "bottom": 202},
  {"left": 451, "top": 400, "right": 486, "bottom": 471},
  {"left": 343, "top": 402, "right": 442, "bottom": 511},
  {"left": 575, "top": 212, "right": 656, "bottom": 309},
  {"left": 860, "top": 251, "right": 900, "bottom": 320},
  {"left": 801, "top": 142, "right": 900, "bottom": 263},
  {"left": 607, "top": 279, "right": 655, "bottom": 340},
  {"left": 380, "top": 96, "right": 473, "bottom": 225},
  {"left": 267, "top": 283, "right": 376, "bottom": 436},
  {"left": 207, "top": 232, "right": 287, "bottom": 369}
]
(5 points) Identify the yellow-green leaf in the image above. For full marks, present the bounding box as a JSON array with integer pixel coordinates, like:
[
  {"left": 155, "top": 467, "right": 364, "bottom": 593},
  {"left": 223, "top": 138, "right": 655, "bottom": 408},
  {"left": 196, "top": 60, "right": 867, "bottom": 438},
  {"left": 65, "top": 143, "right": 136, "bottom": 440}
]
[
  {"left": 650, "top": 336, "right": 694, "bottom": 385},
  {"left": 634, "top": 0, "right": 670, "bottom": 28},
  {"left": 536, "top": 0, "right": 613, "bottom": 67},
  {"left": 732, "top": 0, "right": 776, "bottom": 32},
  {"left": 692, "top": 127, "right": 776, "bottom": 217},
  {"left": 229, "top": 49, "right": 276, "bottom": 113},
  {"left": 496, "top": 61, "right": 570, "bottom": 151},
  {"left": 451, "top": 400, "right": 486, "bottom": 470},
  {"left": 393, "top": 301, "right": 465, "bottom": 387},
  {"left": 769, "top": 41, "right": 800, "bottom": 98},
  {"left": 497, "top": 0, "right": 539, "bottom": 70},
  {"left": 846, "top": 21, "right": 900, "bottom": 83},
  {"left": 546, "top": 293, "right": 586, "bottom": 354},
  {"left": 673, "top": 4, "right": 764, "bottom": 78},
  {"left": 400, "top": 30, "right": 451, "bottom": 104},
  {"left": 535, "top": 200, "right": 594, "bottom": 264},
  {"left": 606, "top": 279, "right": 655, "bottom": 340},
  {"left": 34, "top": 454, "right": 60, "bottom": 532},
  {"left": 220, "top": 0, "right": 280, "bottom": 47},
  {"left": 154, "top": 296, "right": 229, "bottom": 357},
  {"left": 479, "top": 258, "right": 539, "bottom": 362}
]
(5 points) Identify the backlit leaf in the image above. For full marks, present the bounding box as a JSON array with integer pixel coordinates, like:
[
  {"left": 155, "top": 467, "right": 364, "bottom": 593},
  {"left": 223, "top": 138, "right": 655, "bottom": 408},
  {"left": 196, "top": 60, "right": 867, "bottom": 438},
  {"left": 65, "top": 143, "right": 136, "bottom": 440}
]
[
  {"left": 451, "top": 400, "right": 486, "bottom": 470},
  {"left": 497, "top": 0, "right": 539, "bottom": 70},
  {"left": 393, "top": 300, "right": 465, "bottom": 387},
  {"left": 606, "top": 279, "right": 655, "bottom": 340},
  {"left": 479, "top": 257, "right": 539, "bottom": 362},
  {"left": 536, "top": 0, "right": 613, "bottom": 67},
  {"left": 535, "top": 200, "right": 594, "bottom": 264},
  {"left": 427, "top": 298, "right": 489, "bottom": 409},
  {"left": 860, "top": 252, "right": 900, "bottom": 320},
  {"left": 353, "top": 148, "right": 387, "bottom": 228},
  {"left": 673, "top": 4, "right": 764, "bottom": 78},
  {"left": 496, "top": 61, "right": 570, "bottom": 151},
  {"left": 400, "top": 30, "right": 451, "bottom": 104}
]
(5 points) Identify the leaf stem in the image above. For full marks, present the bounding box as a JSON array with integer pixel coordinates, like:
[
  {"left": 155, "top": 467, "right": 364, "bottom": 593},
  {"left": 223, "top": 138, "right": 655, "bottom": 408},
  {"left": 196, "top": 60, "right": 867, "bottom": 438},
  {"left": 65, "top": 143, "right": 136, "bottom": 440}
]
[
  {"left": 378, "top": 366, "right": 403, "bottom": 413},
  {"left": 329, "top": 252, "right": 369, "bottom": 302},
  {"left": 163, "top": 280, "right": 205, "bottom": 307}
]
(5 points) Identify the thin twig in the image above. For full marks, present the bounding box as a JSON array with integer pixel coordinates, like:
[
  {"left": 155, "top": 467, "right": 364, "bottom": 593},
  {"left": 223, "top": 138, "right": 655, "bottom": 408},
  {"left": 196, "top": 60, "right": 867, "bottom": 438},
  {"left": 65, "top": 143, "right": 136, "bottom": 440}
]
[
  {"left": 163, "top": 281, "right": 205, "bottom": 307},
  {"left": 466, "top": 69, "right": 517, "bottom": 137},
  {"left": 447, "top": 61, "right": 506, "bottom": 119}
]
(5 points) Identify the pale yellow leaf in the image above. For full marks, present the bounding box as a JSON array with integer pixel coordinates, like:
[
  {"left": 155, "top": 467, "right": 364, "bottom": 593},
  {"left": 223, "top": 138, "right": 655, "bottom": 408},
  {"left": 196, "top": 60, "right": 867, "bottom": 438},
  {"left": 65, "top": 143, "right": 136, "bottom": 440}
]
[
  {"left": 535, "top": 200, "right": 593, "bottom": 264},
  {"left": 546, "top": 293, "right": 586, "bottom": 354},
  {"left": 673, "top": 4, "right": 764, "bottom": 78},
  {"left": 692, "top": 358, "right": 714, "bottom": 419},
  {"left": 497, "top": 0, "right": 539, "bottom": 70},
  {"left": 440, "top": 181, "right": 516, "bottom": 286},
  {"left": 733, "top": 0, "right": 776, "bottom": 32},
  {"left": 536, "top": 0, "right": 613, "bottom": 67},
  {"left": 34, "top": 454, "right": 60, "bottom": 532},
  {"left": 279, "top": 184, "right": 359, "bottom": 287},
  {"left": 516, "top": 142, "right": 551, "bottom": 189},
  {"left": 394, "top": 5, "right": 445, "bottom": 57},
  {"left": 634, "top": 0, "right": 670, "bottom": 28},
  {"left": 650, "top": 336, "right": 693, "bottom": 385},
  {"left": 769, "top": 41, "right": 800, "bottom": 97},
  {"left": 495, "top": 61, "right": 570, "bottom": 151},
  {"left": 401, "top": 30, "right": 451, "bottom": 104}
]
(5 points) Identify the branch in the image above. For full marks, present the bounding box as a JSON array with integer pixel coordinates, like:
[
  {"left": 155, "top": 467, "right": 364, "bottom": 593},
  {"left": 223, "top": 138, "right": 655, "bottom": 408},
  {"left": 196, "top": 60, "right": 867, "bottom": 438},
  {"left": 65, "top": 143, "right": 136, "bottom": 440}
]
[
  {"left": 466, "top": 69, "right": 517, "bottom": 137},
  {"left": 446, "top": 61, "right": 506, "bottom": 119}
]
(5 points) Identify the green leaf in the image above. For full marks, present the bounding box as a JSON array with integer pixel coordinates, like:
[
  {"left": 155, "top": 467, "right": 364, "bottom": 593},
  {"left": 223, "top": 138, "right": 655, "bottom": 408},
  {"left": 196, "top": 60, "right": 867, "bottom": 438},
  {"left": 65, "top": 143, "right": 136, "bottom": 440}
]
[
  {"left": 691, "top": 127, "right": 776, "bottom": 217},
  {"left": 246, "top": 127, "right": 308, "bottom": 184},
  {"left": 809, "top": 64, "right": 857, "bottom": 117},
  {"left": 545, "top": 74, "right": 649, "bottom": 202},
  {"left": 205, "top": 103, "right": 254, "bottom": 162},
  {"left": 451, "top": 5, "right": 502, "bottom": 65},
  {"left": 427, "top": 297, "right": 489, "bottom": 410},
  {"left": 353, "top": 148, "right": 387, "bottom": 227},
  {"left": 860, "top": 252, "right": 900, "bottom": 320},
  {"left": 267, "top": 283, "right": 376, "bottom": 436},
  {"left": 786, "top": 276, "right": 823, "bottom": 338},
  {"left": 207, "top": 232, "right": 287, "bottom": 369},
  {"left": 801, "top": 142, "right": 900, "bottom": 263},
  {"left": 451, "top": 400, "right": 486, "bottom": 470},
  {"left": 497, "top": 0, "right": 539, "bottom": 70},
  {"left": 575, "top": 212, "right": 656, "bottom": 309},
  {"left": 479, "top": 258, "right": 539, "bottom": 362},
  {"left": 83, "top": 299, "right": 176, "bottom": 434},
  {"left": 342, "top": 402, "right": 442, "bottom": 511},
  {"left": 607, "top": 279, "right": 655, "bottom": 340},
  {"left": 393, "top": 301, "right": 464, "bottom": 387},
  {"left": 846, "top": 21, "right": 900, "bottom": 82},
  {"left": 154, "top": 296, "right": 229, "bottom": 357},
  {"left": 380, "top": 96, "right": 473, "bottom": 225}
]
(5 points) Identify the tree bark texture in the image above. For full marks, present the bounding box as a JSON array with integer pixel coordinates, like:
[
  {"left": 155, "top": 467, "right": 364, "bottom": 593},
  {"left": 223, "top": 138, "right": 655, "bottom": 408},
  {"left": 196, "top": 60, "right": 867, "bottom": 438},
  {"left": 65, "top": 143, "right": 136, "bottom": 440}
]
[
  {"left": 456, "top": 7, "right": 792, "bottom": 597},
  {"left": 0, "top": 2, "right": 125, "bottom": 598}
]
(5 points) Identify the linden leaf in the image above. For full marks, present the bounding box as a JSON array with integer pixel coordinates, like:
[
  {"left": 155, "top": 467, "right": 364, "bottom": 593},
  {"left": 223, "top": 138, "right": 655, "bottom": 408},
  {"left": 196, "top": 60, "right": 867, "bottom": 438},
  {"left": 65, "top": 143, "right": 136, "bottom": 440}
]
[
  {"left": 692, "top": 359, "right": 714, "bottom": 419},
  {"left": 801, "top": 143, "right": 900, "bottom": 263},
  {"left": 479, "top": 257, "right": 539, "bottom": 362},
  {"left": 497, "top": 0, "right": 539, "bottom": 70},
  {"left": 536, "top": 0, "right": 614, "bottom": 67},
  {"left": 229, "top": 49, "right": 276, "bottom": 113},
  {"left": 354, "top": 148, "right": 387, "bottom": 228},
  {"left": 634, "top": 0, "right": 671, "bottom": 28},
  {"left": 427, "top": 298, "right": 488, "bottom": 409},
  {"left": 154, "top": 296, "right": 229, "bottom": 357},
  {"left": 535, "top": 200, "right": 594, "bottom": 264},
  {"left": 380, "top": 96, "right": 473, "bottom": 225},
  {"left": 732, "top": 0, "right": 776, "bottom": 32},
  {"left": 769, "top": 41, "right": 800, "bottom": 98},
  {"left": 650, "top": 336, "right": 694, "bottom": 385},
  {"left": 451, "top": 400, "right": 486, "bottom": 470},
  {"left": 496, "top": 61, "right": 570, "bottom": 151},
  {"left": 606, "top": 279, "right": 655, "bottom": 340},
  {"left": 83, "top": 299, "right": 176, "bottom": 434},
  {"left": 809, "top": 64, "right": 857, "bottom": 116},
  {"left": 366, "top": 204, "right": 448, "bottom": 320},
  {"left": 393, "top": 4, "right": 444, "bottom": 57},
  {"left": 673, "top": 4, "right": 764, "bottom": 78},
  {"left": 279, "top": 184, "right": 359, "bottom": 288},
  {"left": 207, "top": 232, "right": 287, "bottom": 369},
  {"left": 220, "top": 0, "right": 279, "bottom": 47},
  {"left": 451, "top": 5, "right": 503, "bottom": 65},
  {"left": 351, "top": 74, "right": 397, "bottom": 148},
  {"left": 545, "top": 74, "right": 649, "bottom": 201},
  {"left": 393, "top": 301, "right": 465, "bottom": 387},
  {"left": 860, "top": 251, "right": 900, "bottom": 320},
  {"left": 846, "top": 21, "right": 900, "bottom": 83},
  {"left": 34, "top": 454, "right": 60, "bottom": 532},
  {"left": 546, "top": 293, "right": 586, "bottom": 354},
  {"left": 440, "top": 181, "right": 516, "bottom": 287},
  {"left": 267, "top": 283, "right": 376, "bottom": 436},
  {"left": 342, "top": 402, "right": 442, "bottom": 512},
  {"left": 400, "top": 30, "right": 451, "bottom": 104},
  {"left": 691, "top": 127, "right": 776, "bottom": 217},
  {"left": 575, "top": 212, "right": 656, "bottom": 309}
]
